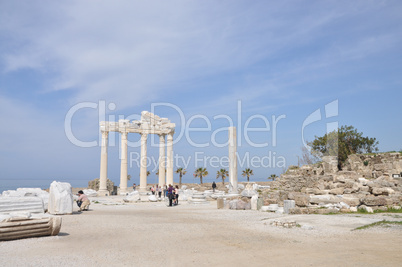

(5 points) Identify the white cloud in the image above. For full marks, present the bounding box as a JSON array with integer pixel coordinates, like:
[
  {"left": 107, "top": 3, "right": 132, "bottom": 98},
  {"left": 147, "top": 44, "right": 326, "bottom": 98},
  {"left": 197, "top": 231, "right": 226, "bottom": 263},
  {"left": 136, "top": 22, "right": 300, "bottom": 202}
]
[{"left": 3, "top": 0, "right": 399, "bottom": 112}]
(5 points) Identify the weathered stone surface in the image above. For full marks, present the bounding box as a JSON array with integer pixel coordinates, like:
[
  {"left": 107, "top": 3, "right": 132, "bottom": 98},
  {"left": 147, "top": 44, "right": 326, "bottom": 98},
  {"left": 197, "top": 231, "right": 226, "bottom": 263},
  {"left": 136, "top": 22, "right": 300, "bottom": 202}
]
[
  {"left": 0, "top": 213, "right": 62, "bottom": 241},
  {"left": 2, "top": 188, "right": 49, "bottom": 211},
  {"left": 0, "top": 197, "right": 44, "bottom": 214},
  {"left": 48, "top": 181, "right": 73, "bottom": 215},
  {"left": 266, "top": 204, "right": 279, "bottom": 211},
  {"left": 260, "top": 206, "right": 270, "bottom": 212},
  {"left": 334, "top": 175, "right": 346, "bottom": 183},
  {"left": 217, "top": 198, "right": 224, "bottom": 209},
  {"left": 275, "top": 207, "right": 284, "bottom": 214},
  {"left": 294, "top": 194, "right": 310, "bottom": 207},
  {"left": 83, "top": 189, "right": 97, "bottom": 197},
  {"left": 361, "top": 196, "right": 387, "bottom": 206},
  {"left": 88, "top": 178, "right": 115, "bottom": 195},
  {"left": 309, "top": 195, "right": 342, "bottom": 204},
  {"left": 123, "top": 191, "right": 140, "bottom": 202},
  {"left": 372, "top": 187, "right": 394, "bottom": 196},
  {"left": 341, "top": 196, "right": 360, "bottom": 206},
  {"left": 350, "top": 206, "right": 358, "bottom": 212},
  {"left": 148, "top": 195, "right": 157, "bottom": 202},
  {"left": 344, "top": 180, "right": 355, "bottom": 188},
  {"left": 283, "top": 200, "right": 295, "bottom": 214},
  {"left": 251, "top": 195, "right": 258, "bottom": 210},
  {"left": 358, "top": 185, "right": 370, "bottom": 192},
  {"left": 358, "top": 178, "right": 369, "bottom": 185},
  {"left": 362, "top": 206, "right": 374, "bottom": 213},
  {"left": 241, "top": 183, "right": 258, "bottom": 197},
  {"left": 322, "top": 156, "right": 338, "bottom": 173},
  {"left": 330, "top": 187, "right": 344, "bottom": 195}
]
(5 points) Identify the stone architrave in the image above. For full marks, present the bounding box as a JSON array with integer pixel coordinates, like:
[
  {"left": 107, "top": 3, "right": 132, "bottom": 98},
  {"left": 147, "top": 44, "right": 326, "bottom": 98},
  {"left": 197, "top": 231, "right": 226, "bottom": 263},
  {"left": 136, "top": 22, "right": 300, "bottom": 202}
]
[
  {"left": 158, "top": 134, "right": 166, "bottom": 187},
  {"left": 139, "top": 133, "right": 148, "bottom": 192},
  {"left": 48, "top": 181, "right": 73, "bottom": 215},
  {"left": 119, "top": 131, "right": 128, "bottom": 195},
  {"left": 98, "top": 131, "right": 109, "bottom": 196},
  {"left": 99, "top": 111, "right": 175, "bottom": 196},
  {"left": 228, "top": 127, "right": 238, "bottom": 193}
]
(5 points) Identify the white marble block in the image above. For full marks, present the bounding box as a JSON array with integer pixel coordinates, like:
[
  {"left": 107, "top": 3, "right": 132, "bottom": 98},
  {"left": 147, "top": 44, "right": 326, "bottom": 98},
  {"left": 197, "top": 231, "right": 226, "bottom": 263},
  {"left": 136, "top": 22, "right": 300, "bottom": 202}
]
[
  {"left": 48, "top": 181, "right": 73, "bottom": 215},
  {"left": 83, "top": 189, "right": 98, "bottom": 197},
  {"left": 0, "top": 197, "right": 45, "bottom": 214},
  {"left": 0, "top": 213, "right": 62, "bottom": 241},
  {"left": 251, "top": 195, "right": 258, "bottom": 210},
  {"left": 2, "top": 188, "right": 49, "bottom": 211},
  {"left": 284, "top": 200, "right": 295, "bottom": 214}
]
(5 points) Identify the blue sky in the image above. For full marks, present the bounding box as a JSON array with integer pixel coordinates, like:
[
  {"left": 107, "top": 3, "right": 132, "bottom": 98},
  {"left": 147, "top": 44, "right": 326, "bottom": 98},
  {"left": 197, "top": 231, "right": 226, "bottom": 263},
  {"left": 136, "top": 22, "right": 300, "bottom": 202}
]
[{"left": 0, "top": 0, "right": 401, "bottom": 187}]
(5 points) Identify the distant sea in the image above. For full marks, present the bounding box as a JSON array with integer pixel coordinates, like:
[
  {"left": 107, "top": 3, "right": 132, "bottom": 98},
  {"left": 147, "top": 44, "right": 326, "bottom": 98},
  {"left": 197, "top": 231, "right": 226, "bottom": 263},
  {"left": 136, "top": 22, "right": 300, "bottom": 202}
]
[{"left": 0, "top": 179, "right": 89, "bottom": 193}]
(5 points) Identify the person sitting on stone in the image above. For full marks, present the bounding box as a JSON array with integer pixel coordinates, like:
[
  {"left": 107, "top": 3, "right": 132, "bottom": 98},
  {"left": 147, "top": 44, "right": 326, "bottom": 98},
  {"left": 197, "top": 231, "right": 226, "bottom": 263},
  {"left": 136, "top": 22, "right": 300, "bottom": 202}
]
[{"left": 77, "top": 190, "right": 90, "bottom": 211}]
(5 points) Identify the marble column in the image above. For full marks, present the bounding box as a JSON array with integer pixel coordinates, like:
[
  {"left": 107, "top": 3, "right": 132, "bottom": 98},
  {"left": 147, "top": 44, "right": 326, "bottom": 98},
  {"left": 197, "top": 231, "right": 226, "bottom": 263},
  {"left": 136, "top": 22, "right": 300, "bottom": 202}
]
[
  {"left": 98, "top": 131, "right": 109, "bottom": 196},
  {"left": 139, "top": 133, "right": 148, "bottom": 192},
  {"left": 166, "top": 132, "right": 174, "bottom": 185},
  {"left": 119, "top": 131, "right": 128, "bottom": 195},
  {"left": 158, "top": 134, "right": 166, "bottom": 187},
  {"left": 228, "top": 127, "right": 238, "bottom": 193}
]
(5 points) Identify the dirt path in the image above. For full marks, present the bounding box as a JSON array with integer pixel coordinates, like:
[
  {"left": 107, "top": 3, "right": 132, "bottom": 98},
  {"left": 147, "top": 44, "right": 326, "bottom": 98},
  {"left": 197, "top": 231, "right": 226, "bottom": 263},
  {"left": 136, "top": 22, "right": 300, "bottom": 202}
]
[{"left": 1, "top": 200, "right": 401, "bottom": 266}]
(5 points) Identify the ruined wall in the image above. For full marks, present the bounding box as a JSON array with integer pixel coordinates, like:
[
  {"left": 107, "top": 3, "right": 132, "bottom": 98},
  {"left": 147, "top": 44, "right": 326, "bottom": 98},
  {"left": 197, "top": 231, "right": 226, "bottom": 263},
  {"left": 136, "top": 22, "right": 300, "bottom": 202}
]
[
  {"left": 265, "top": 153, "right": 402, "bottom": 211},
  {"left": 88, "top": 178, "right": 114, "bottom": 194}
]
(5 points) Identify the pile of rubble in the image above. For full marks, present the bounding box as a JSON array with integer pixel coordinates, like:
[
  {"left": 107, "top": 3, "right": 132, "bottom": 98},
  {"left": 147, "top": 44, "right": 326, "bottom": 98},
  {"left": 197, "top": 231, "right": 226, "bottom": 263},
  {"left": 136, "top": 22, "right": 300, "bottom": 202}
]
[{"left": 260, "top": 153, "right": 402, "bottom": 213}]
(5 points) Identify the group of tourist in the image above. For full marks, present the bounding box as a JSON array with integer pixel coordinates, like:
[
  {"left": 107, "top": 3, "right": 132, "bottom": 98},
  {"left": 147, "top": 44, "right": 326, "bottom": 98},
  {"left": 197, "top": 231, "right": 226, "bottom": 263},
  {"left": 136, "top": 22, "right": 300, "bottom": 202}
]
[
  {"left": 166, "top": 184, "right": 179, "bottom": 207},
  {"left": 150, "top": 185, "right": 163, "bottom": 198},
  {"left": 142, "top": 184, "right": 180, "bottom": 207}
]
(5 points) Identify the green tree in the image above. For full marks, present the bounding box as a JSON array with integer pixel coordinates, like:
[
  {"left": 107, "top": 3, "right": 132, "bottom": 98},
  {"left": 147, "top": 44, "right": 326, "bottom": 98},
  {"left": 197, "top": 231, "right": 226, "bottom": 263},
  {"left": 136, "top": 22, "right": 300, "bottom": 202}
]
[
  {"left": 194, "top": 167, "right": 208, "bottom": 184},
  {"left": 216, "top": 168, "right": 228, "bottom": 184},
  {"left": 175, "top": 168, "right": 187, "bottom": 186},
  {"left": 127, "top": 174, "right": 131, "bottom": 181},
  {"left": 269, "top": 174, "right": 277, "bottom": 181},
  {"left": 156, "top": 169, "right": 166, "bottom": 177},
  {"left": 242, "top": 168, "right": 254, "bottom": 182},
  {"left": 310, "top": 125, "right": 379, "bottom": 169}
]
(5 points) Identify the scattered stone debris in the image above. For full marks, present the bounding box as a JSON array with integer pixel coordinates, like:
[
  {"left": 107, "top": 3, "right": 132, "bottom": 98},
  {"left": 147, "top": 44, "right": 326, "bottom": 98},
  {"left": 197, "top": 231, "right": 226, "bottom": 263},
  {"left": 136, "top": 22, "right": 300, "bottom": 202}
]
[
  {"left": 271, "top": 220, "right": 298, "bottom": 228},
  {"left": 258, "top": 153, "right": 402, "bottom": 214}
]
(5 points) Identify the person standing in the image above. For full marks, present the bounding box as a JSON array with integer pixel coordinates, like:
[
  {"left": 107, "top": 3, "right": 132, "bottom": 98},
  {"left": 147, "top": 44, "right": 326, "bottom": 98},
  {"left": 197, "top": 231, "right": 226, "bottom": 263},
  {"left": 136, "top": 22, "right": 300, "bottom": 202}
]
[
  {"left": 212, "top": 181, "right": 217, "bottom": 193},
  {"left": 158, "top": 185, "right": 162, "bottom": 198},
  {"left": 174, "top": 185, "right": 179, "bottom": 205},
  {"left": 167, "top": 184, "right": 174, "bottom": 207},
  {"left": 163, "top": 184, "right": 168, "bottom": 198},
  {"left": 133, "top": 183, "right": 137, "bottom": 191}
]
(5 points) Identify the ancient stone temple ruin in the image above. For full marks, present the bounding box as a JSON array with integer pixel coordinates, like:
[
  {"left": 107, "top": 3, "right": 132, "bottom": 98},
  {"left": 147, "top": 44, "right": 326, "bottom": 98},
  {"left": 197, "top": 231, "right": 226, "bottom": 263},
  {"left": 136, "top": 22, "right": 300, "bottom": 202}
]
[{"left": 98, "top": 111, "right": 175, "bottom": 196}]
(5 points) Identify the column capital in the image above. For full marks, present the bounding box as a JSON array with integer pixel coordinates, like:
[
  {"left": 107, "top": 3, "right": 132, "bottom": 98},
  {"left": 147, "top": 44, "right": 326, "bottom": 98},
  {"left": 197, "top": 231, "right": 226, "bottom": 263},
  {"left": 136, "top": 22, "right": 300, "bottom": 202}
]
[
  {"left": 167, "top": 132, "right": 174, "bottom": 140},
  {"left": 159, "top": 134, "right": 166, "bottom": 142},
  {"left": 101, "top": 131, "right": 109, "bottom": 138}
]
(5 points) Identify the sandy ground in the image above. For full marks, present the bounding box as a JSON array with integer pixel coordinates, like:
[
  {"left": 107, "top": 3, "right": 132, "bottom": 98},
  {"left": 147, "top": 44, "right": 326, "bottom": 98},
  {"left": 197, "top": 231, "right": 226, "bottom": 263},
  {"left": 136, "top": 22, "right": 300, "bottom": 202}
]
[{"left": 1, "top": 197, "right": 401, "bottom": 267}]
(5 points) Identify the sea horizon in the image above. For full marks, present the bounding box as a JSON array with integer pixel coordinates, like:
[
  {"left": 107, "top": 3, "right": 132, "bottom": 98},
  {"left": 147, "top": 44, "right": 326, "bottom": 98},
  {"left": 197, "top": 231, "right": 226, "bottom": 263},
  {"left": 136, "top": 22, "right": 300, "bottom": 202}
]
[{"left": 0, "top": 179, "right": 89, "bottom": 194}]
